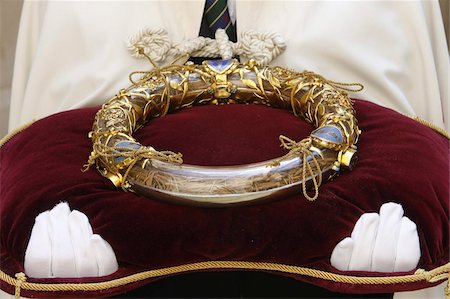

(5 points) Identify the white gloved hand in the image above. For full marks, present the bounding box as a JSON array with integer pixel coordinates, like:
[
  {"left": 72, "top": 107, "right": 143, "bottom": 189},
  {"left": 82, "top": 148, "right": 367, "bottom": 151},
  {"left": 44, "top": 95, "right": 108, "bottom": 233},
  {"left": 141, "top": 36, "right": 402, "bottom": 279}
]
[
  {"left": 331, "top": 202, "right": 420, "bottom": 272},
  {"left": 24, "top": 202, "right": 118, "bottom": 278}
]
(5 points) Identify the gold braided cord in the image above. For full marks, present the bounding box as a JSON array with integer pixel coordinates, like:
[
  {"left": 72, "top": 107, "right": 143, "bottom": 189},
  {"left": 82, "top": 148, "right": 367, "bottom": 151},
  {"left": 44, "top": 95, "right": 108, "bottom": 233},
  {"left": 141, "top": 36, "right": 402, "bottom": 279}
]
[
  {"left": 446, "top": 274, "right": 450, "bottom": 299},
  {"left": 295, "top": 70, "right": 364, "bottom": 93},
  {"left": 1, "top": 261, "right": 448, "bottom": 296},
  {"left": 14, "top": 273, "right": 26, "bottom": 298},
  {"left": 409, "top": 115, "right": 450, "bottom": 139},
  {"left": 0, "top": 121, "right": 35, "bottom": 148}
]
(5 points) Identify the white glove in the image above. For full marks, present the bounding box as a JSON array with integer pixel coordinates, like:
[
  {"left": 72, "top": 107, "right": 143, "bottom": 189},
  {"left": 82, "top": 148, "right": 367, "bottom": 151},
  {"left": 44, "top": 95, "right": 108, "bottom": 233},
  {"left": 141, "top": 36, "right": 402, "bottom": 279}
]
[
  {"left": 331, "top": 202, "right": 420, "bottom": 272},
  {"left": 24, "top": 202, "right": 118, "bottom": 278}
]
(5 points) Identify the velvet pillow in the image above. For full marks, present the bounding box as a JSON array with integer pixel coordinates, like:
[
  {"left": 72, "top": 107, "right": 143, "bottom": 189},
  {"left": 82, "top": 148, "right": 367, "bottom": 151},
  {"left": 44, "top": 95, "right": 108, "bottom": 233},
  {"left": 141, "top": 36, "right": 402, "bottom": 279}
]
[{"left": 0, "top": 100, "right": 448, "bottom": 298}]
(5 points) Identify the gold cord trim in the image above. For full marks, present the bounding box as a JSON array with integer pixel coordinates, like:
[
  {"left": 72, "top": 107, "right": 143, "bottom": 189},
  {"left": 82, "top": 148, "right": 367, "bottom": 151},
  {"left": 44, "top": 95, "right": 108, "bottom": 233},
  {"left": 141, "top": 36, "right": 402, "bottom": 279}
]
[
  {"left": 445, "top": 272, "right": 450, "bottom": 299},
  {"left": 409, "top": 116, "right": 450, "bottom": 139},
  {"left": 1, "top": 261, "right": 448, "bottom": 295},
  {"left": 0, "top": 121, "right": 35, "bottom": 148},
  {"left": 14, "top": 273, "right": 26, "bottom": 299}
]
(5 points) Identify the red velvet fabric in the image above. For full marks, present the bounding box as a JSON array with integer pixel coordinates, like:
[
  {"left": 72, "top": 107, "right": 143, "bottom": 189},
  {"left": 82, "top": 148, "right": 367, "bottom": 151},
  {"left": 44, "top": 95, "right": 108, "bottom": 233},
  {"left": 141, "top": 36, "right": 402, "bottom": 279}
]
[{"left": 1, "top": 100, "right": 448, "bottom": 297}]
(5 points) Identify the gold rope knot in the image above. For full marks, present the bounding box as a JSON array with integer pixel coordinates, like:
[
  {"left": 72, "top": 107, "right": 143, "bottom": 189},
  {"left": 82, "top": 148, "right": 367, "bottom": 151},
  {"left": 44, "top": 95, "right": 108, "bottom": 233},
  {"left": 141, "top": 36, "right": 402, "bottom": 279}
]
[
  {"left": 115, "top": 146, "right": 183, "bottom": 189},
  {"left": 82, "top": 150, "right": 100, "bottom": 172},
  {"left": 14, "top": 272, "right": 26, "bottom": 299},
  {"left": 279, "top": 135, "right": 311, "bottom": 152},
  {"left": 414, "top": 268, "right": 432, "bottom": 282},
  {"left": 279, "top": 135, "right": 323, "bottom": 201},
  {"left": 414, "top": 267, "right": 450, "bottom": 284}
]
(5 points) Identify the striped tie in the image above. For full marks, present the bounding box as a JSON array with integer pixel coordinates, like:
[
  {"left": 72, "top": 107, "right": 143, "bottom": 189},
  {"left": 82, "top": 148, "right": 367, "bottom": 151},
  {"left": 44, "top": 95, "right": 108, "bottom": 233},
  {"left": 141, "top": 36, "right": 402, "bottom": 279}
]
[{"left": 204, "top": 0, "right": 236, "bottom": 39}]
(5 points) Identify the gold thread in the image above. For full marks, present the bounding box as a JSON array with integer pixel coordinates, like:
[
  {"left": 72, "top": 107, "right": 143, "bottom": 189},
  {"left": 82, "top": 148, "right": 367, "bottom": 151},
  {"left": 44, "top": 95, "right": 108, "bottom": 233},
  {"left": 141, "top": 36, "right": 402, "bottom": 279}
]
[
  {"left": 0, "top": 121, "right": 35, "bottom": 148},
  {"left": 0, "top": 262, "right": 448, "bottom": 294},
  {"left": 409, "top": 115, "right": 450, "bottom": 139}
]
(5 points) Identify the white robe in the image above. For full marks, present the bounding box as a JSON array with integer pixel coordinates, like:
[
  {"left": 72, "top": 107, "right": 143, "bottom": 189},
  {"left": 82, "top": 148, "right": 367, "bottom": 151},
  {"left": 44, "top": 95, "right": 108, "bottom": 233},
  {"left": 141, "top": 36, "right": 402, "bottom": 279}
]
[{"left": 9, "top": 0, "right": 449, "bottom": 132}]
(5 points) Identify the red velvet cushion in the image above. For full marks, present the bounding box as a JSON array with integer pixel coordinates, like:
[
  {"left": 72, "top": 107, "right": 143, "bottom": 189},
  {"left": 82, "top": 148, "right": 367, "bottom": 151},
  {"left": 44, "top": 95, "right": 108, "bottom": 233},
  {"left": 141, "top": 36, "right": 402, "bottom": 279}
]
[{"left": 0, "top": 100, "right": 448, "bottom": 297}]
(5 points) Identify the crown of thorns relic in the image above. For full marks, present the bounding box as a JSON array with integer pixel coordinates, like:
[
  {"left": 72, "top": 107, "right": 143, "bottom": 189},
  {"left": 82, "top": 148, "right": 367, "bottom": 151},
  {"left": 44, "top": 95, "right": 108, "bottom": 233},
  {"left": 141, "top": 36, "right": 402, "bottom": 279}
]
[{"left": 86, "top": 59, "right": 362, "bottom": 206}]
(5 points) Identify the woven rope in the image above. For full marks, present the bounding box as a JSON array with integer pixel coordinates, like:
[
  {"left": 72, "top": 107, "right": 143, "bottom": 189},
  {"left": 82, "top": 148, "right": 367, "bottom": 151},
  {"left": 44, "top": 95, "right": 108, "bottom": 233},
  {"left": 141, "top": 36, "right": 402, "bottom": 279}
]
[
  {"left": 2, "top": 261, "right": 449, "bottom": 296},
  {"left": 126, "top": 28, "right": 286, "bottom": 65}
]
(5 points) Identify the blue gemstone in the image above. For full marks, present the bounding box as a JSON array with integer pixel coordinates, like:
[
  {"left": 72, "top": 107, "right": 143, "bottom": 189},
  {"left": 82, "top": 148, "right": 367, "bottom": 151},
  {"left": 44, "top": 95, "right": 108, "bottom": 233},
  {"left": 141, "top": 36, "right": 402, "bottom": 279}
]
[
  {"left": 311, "top": 126, "right": 344, "bottom": 144},
  {"left": 114, "top": 142, "right": 141, "bottom": 163},
  {"left": 115, "top": 141, "right": 141, "bottom": 150},
  {"left": 189, "top": 73, "right": 200, "bottom": 80},
  {"left": 167, "top": 75, "right": 182, "bottom": 83},
  {"left": 206, "top": 59, "right": 233, "bottom": 73}
]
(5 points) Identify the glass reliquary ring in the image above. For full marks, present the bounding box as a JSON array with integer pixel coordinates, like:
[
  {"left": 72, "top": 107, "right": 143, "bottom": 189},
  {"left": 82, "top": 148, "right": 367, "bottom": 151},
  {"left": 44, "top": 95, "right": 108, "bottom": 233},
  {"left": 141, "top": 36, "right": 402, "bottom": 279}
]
[{"left": 86, "top": 59, "right": 362, "bottom": 206}]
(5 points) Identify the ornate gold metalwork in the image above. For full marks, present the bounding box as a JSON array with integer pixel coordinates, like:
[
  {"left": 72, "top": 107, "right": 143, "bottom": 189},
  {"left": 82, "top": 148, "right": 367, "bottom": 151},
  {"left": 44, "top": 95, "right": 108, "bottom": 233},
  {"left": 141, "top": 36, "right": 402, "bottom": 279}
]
[{"left": 85, "top": 59, "right": 362, "bottom": 206}]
